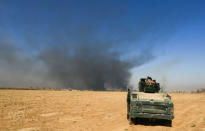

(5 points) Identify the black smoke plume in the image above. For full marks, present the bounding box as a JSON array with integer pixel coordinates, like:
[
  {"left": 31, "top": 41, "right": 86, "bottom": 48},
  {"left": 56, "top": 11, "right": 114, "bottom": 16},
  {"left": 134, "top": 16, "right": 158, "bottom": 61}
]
[
  {"left": 39, "top": 44, "right": 133, "bottom": 90},
  {"left": 0, "top": 1, "right": 192, "bottom": 90}
]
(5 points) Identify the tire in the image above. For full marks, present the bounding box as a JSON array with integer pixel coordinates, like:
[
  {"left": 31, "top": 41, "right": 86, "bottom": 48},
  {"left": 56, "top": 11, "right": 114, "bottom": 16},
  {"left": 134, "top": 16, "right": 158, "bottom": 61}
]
[
  {"left": 129, "top": 118, "right": 133, "bottom": 125},
  {"left": 168, "top": 120, "right": 172, "bottom": 127},
  {"left": 165, "top": 120, "right": 172, "bottom": 127},
  {"left": 128, "top": 116, "right": 133, "bottom": 125}
]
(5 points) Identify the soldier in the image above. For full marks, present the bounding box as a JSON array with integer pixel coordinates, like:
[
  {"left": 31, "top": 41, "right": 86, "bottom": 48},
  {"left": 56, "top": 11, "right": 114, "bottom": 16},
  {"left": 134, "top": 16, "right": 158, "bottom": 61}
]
[{"left": 146, "top": 76, "right": 155, "bottom": 84}]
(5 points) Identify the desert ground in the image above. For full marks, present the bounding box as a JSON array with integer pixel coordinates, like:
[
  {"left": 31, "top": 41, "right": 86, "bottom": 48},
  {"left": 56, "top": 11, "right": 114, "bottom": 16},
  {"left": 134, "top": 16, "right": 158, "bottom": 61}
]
[{"left": 1, "top": 90, "right": 205, "bottom": 131}]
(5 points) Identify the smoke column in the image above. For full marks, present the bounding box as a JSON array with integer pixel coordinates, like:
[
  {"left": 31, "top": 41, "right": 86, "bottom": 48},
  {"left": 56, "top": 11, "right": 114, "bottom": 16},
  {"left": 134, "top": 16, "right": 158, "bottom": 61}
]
[{"left": 0, "top": 1, "right": 186, "bottom": 90}]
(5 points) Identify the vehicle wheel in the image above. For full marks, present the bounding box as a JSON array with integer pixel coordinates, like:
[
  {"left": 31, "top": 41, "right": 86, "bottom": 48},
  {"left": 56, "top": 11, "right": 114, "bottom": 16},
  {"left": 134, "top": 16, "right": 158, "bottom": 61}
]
[
  {"left": 166, "top": 120, "right": 172, "bottom": 127},
  {"left": 127, "top": 114, "right": 129, "bottom": 120},
  {"left": 168, "top": 120, "right": 172, "bottom": 127},
  {"left": 128, "top": 117, "right": 133, "bottom": 125}
]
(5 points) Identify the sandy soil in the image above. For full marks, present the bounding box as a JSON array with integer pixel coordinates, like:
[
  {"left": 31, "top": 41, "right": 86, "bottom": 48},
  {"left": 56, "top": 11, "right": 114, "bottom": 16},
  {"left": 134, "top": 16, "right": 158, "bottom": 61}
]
[{"left": 1, "top": 90, "right": 205, "bottom": 131}]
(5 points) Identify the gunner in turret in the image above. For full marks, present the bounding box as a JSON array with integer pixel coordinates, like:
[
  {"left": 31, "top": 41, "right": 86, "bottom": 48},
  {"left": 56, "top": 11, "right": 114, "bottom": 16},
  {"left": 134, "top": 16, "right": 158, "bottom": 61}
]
[{"left": 146, "top": 76, "right": 155, "bottom": 84}]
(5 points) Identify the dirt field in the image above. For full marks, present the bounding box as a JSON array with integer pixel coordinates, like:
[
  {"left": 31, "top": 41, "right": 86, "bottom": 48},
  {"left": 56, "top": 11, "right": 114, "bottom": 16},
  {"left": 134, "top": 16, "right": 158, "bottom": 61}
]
[{"left": 1, "top": 90, "right": 205, "bottom": 131}]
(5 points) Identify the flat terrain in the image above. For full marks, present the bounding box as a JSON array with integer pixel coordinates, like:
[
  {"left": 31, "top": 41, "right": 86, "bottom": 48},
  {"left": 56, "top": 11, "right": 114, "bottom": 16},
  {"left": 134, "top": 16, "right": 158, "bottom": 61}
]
[{"left": 1, "top": 90, "right": 205, "bottom": 131}]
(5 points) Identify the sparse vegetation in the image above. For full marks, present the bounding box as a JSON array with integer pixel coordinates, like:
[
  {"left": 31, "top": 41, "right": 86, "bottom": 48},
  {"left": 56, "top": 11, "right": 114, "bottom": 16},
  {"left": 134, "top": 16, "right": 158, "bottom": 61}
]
[
  {"left": 190, "top": 123, "right": 196, "bottom": 127},
  {"left": 196, "top": 88, "right": 205, "bottom": 93}
]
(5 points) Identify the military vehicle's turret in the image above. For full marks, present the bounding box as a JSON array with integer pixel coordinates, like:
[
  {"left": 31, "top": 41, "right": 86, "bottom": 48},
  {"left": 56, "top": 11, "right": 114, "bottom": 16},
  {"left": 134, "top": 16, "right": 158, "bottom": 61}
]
[{"left": 139, "top": 76, "right": 160, "bottom": 93}]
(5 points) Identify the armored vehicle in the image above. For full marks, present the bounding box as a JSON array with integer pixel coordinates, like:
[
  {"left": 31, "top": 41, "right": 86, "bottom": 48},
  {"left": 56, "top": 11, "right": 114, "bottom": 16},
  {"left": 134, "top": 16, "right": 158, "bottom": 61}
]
[{"left": 127, "top": 77, "right": 174, "bottom": 126}]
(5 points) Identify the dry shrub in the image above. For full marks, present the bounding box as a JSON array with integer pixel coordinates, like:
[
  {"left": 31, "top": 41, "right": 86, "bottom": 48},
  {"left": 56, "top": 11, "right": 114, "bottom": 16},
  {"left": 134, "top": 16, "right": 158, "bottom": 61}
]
[{"left": 196, "top": 88, "right": 205, "bottom": 93}]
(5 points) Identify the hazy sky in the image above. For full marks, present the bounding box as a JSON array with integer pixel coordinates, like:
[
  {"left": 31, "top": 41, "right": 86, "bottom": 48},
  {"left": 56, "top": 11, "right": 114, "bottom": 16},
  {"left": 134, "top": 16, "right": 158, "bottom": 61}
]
[
  {"left": 130, "top": 7, "right": 205, "bottom": 91},
  {"left": 0, "top": 0, "right": 205, "bottom": 91}
]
